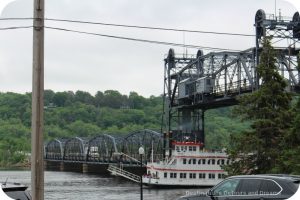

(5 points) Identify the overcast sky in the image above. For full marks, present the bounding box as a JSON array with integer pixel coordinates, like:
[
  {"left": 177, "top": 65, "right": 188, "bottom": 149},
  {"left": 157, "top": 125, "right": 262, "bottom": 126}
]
[{"left": 0, "top": 0, "right": 298, "bottom": 97}]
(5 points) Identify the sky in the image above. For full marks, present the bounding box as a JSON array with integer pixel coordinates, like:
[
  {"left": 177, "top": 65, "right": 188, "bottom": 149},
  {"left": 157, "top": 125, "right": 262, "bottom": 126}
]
[{"left": 0, "top": 0, "right": 298, "bottom": 97}]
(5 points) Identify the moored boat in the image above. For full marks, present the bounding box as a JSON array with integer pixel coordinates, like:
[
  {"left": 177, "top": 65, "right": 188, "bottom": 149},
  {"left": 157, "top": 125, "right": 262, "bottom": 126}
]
[{"left": 142, "top": 141, "right": 228, "bottom": 187}]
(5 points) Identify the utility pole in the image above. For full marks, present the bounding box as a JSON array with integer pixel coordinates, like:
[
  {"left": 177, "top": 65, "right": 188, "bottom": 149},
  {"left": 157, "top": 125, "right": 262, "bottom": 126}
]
[{"left": 31, "top": 0, "right": 44, "bottom": 200}]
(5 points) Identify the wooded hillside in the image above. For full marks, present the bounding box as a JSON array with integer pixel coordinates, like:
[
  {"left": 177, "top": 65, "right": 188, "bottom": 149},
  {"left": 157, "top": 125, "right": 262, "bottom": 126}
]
[{"left": 0, "top": 90, "right": 249, "bottom": 167}]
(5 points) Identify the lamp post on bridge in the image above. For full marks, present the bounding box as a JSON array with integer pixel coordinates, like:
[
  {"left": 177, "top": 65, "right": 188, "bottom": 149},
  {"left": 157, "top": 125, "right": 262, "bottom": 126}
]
[{"left": 138, "top": 146, "right": 144, "bottom": 200}]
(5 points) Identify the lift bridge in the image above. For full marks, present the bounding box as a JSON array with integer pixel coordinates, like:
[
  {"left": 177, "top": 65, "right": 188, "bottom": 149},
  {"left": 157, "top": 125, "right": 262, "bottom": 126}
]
[
  {"left": 45, "top": 10, "right": 300, "bottom": 173},
  {"left": 162, "top": 9, "right": 300, "bottom": 152}
]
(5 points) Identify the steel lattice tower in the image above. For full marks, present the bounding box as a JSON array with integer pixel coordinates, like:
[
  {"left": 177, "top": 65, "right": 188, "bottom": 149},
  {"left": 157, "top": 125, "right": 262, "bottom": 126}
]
[{"left": 162, "top": 9, "right": 300, "bottom": 156}]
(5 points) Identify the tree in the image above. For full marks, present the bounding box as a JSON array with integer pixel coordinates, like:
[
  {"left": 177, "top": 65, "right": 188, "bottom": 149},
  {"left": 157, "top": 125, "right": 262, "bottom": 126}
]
[
  {"left": 0, "top": 92, "right": 30, "bottom": 120},
  {"left": 278, "top": 96, "right": 300, "bottom": 174},
  {"left": 74, "top": 90, "right": 94, "bottom": 105},
  {"left": 128, "top": 91, "right": 146, "bottom": 109},
  {"left": 226, "top": 38, "right": 293, "bottom": 175},
  {"left": 94, "top": 91, "right": 104, "bottom": 107},
  {"left": 53, "top": 91, "right": 75, "bottom": 106},
  {"left": 44, "top": 89, "right": 55, "bottom": 106},
  {"left": 297, "top": 52, "right": 300, "bottom": 71},
  {"left": 103, "top": 90, "right": 127, "bottom": 108}
]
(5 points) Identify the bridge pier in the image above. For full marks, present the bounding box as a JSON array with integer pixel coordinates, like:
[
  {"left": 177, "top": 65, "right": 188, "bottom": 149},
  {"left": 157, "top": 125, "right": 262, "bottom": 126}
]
[
  {"left": 82, "top": 163, "right": 88, "bottom": 173},
  {"left": 45, "top": 160, "right": 112, "bottom": 175},
  {"left": 44, "top": 160, "right": 63, "bottom": 171},
  {"left": 59, "top": 161, "right": 64, "bottom": 171}
]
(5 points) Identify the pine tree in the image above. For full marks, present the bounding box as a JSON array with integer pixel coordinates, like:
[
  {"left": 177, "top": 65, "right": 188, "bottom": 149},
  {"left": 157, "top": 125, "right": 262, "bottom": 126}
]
[
  {"left": 278, "top": 96, "right": 300, "bottom": 174},
  {"left": 225, "top": 38, "right": 293, "bottom": 175}
]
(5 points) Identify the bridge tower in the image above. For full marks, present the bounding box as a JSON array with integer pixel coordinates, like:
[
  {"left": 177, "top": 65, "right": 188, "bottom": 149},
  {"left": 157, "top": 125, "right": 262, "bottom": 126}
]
[
  {"left": 255, "top": 9, "right": 300, "bottom": 91},
  {"left": 163, "top": 48, "right": 207, "bottom": 157},
  {"left": 162, "top": 9, "right": 300, "bottom": 157}
]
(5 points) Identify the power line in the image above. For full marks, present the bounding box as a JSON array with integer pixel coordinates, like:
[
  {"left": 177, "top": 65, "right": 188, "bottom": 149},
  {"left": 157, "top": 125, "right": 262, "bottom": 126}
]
[
  {"left": 45, "top": 26, "right": 242, "bottom": 52},
  {"left": 1, "top": 17, "right": 299, "bottom": 41},
  {"left": 0, "top": 17, "right": 254, "bottom": 37},
  {"left": 0, "top": 17, "right": 255, "bottom": 37},
  {"left": 0, "top": 17, "right": 33, "bottom": 21},
  {"left": 45, "top": 18, "right": 255, "bottom": 37},
  {"left": 0, "top": 26, "right": 32, "bottom": 30}
]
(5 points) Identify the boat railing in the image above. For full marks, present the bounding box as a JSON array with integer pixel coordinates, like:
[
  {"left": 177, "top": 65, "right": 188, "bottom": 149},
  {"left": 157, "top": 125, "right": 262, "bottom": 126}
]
[{"left": 107, "top": 164, "right": 141, "bottom": 183}]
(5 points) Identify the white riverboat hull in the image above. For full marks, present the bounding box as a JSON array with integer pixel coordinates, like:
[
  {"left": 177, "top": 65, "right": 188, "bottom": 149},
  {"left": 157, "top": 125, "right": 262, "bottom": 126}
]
[{"left": 143, "top": 141, "right": 229, "bottom": 188}]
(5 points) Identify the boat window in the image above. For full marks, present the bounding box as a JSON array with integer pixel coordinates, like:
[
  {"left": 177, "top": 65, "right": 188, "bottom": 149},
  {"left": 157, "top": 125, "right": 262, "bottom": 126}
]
[
  {"left": 218, "top": 174, "right": 224, "bottom": 179},
  {"left": 180, "top": 173, "right": 187, "bottom": 179},
  {"left": 217, "top": 159, "right": 225, "bottom": 165},
  {"left": 189, "top": 173, "right": 196, "bottom": 179},
  {"left": 192, "top": 146, "right": 196, "bottom": 151},
  {"left": 202, "top": 159, "right": 206, "bottom": 164},
  {"left": 209, "top": 173, "right": 216, "bottom": 179},
  {"left": 170, "top": 173, "right": 177, "bottom": 178},
  {"left": 189, "top": 146, "right": 193, "bottom": 151},
  {"left": 192, "top": 159, "right": 196, "bottom": 164},
  {"left": 212, "top": 159, "right": 215, "bottom": 165},
  {"left": 183, "top": 158, "right": 187, "bottom": 164},
  {"left": 208, "top": 159, "right": 211, "bottom": 165},
  {"left": 221, "top": 159, "right": 225, "bottom": 165},
  {"left": 176, "top": 146, "right": 180, "bottom": 152},
  {"left": 198, "top": 159, "right": 201, "bottom": 165},
  {"left": 188, "top": 159, "right": 192, "bottom": 164},
  {"left": 164, "top": 172, "right": 167, "bottom": 178},
  {"left": 226, "top": 159, "right": 230, "bottom": 165},
  {"left": 199, "top": 173, "right": 206, "bottom": 179}
]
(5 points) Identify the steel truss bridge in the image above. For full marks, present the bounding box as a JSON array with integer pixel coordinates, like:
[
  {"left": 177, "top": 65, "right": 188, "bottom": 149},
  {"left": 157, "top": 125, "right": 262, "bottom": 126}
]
[
  {"left": 45, "top": 129, "right": 163, "bottom": 165},
  {"left": 162, "top": 10, "right": 300, "bottom": 147},
  {"left": 46, "top": 10, "right": 300, "bottom": 165}
]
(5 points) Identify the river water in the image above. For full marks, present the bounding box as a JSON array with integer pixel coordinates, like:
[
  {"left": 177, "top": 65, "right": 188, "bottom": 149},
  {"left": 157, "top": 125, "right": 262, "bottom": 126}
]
[{"left": 0, "top": 170, "right": 208, "bottom": 200}]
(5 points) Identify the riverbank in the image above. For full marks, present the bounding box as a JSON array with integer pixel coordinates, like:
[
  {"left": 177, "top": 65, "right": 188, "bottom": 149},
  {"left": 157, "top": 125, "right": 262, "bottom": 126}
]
[{"left": 0, "top": 161, "right": 30, "bottom": 170}]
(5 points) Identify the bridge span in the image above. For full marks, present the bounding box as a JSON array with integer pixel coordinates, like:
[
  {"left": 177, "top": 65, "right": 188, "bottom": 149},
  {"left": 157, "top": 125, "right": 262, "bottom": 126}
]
[{"left": 44, "top": 129, "right": 163, "bottom": 175}]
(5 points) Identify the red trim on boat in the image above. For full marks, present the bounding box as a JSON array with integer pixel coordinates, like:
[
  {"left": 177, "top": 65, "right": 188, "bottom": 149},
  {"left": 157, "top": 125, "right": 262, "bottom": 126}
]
[
  {"left": 146, "top": 166, "right": 224, "bottom": 172},
  {"left": 175, "top": 156, "right": 227, "bottom": 159},
  {"left": 172, "top": 141, "right": 202, "bottom": 146}
]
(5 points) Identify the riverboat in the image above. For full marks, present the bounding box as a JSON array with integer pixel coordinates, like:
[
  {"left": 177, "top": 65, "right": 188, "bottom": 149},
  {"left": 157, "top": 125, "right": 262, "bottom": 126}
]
[{"left": 142, "top": 141, "right": 228, "bottom": 187}]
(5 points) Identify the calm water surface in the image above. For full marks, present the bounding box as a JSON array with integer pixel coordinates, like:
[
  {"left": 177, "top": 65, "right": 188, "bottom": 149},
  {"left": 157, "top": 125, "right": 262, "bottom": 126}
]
[{"left": 0, "top": 170, "right": 208, "bottom": 200}]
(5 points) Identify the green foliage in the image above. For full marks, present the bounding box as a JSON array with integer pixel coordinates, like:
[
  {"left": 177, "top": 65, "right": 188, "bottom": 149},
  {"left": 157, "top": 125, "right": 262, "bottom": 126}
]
[
  {"left": 226, "top": 38, "right": 294, "bottom": 175},
  {"left": 206, "top": 108, "right": 250, "bottom": 150},
  {"left": 0, "top": 119, "right": 30, "bottom": 166},
  {"left": 277, "top": 96, "right": 300, "bottom": 174},
  {"left": 297, "top": 52, "right": 300, "bottom": 71},
  {"left": 0, "top": 92, "right": 30, "bottom": 120},
  {"left": 0, "top": 89, "right": 256, "bottom": 167},
  {"left": 53, "top": 91, "right": 77, "bottom": 106}
]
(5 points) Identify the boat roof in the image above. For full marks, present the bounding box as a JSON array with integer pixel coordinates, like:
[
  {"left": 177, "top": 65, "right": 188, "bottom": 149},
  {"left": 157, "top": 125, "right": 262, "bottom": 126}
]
[{"left": 1, "top": 182, "right": 28, "bottom": 192}]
